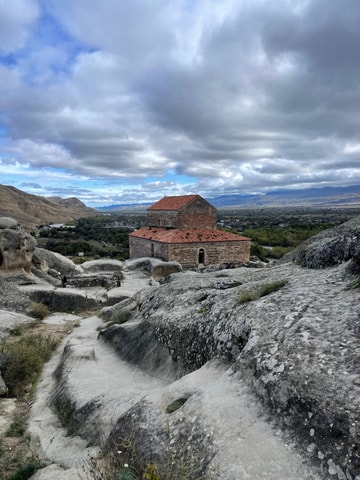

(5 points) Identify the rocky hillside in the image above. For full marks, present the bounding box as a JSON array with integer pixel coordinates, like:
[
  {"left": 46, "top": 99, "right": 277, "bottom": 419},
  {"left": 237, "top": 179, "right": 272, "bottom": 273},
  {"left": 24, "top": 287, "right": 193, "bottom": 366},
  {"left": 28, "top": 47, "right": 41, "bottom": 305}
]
[
  {"left": 0, "top": 185, "right": 97, "bottom": 227},
  {"left": 0, "top": 217, "right": 359, "bottom": 479}
]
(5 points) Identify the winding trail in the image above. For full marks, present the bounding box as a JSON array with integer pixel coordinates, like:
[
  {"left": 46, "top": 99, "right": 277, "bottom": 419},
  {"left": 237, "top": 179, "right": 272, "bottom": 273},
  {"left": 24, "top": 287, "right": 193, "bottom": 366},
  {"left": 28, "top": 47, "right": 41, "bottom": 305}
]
[{"left": 28, "top": 266, "right": 323, "bottom": 480}]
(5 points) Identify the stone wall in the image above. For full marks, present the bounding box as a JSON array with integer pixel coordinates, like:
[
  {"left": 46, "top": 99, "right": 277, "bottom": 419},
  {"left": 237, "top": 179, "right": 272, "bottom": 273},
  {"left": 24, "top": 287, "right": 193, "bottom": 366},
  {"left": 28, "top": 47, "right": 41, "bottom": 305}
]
[
  {"left": 168, "top": 240, "right": 250, "bottom": 267},
  {"left": 129, "top": 236, "right": 169, "bottom": 260},
  {"left": 177, "top": 197, "right": 217, "bottom": 229},
  {"left": 146, "top": 210, "right": 178, "bottom": 228},
  {"left": 146, "top": 198, "right": 217, "bottom": 230},
  {"left": 129, "top": 236, "right": 250, "bottom": 267}
]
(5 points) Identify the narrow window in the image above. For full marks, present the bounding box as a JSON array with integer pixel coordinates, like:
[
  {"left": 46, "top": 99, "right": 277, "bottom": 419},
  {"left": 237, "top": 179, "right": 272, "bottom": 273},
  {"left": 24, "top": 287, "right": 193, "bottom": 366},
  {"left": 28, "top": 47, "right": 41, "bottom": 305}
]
[
  {"left": 198, "top": 248, "right": 205, "bottom": 264},
  {"left": 151, "top": 243, "right": 154, "bottom": 257}
]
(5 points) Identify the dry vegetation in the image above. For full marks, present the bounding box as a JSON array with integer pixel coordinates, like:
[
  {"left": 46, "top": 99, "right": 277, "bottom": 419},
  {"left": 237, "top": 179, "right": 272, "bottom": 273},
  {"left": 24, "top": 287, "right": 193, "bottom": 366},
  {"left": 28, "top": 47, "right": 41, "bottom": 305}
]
[{"left": 0, "top": 309, "right": 78, "bottom": 480}]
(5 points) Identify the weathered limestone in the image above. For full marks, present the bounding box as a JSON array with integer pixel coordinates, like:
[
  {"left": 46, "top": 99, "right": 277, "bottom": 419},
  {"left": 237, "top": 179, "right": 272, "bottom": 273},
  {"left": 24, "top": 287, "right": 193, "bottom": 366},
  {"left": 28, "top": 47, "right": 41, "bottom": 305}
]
[
  {"left": 281, "top": 215, "right": 360, "bottom": 269},
  {"left": 32, "top": 248, "right": 81, "bottom": 278},
  {"left": 0, "top": 224, "right": 36, "bottom": 273},
  {"left": 0, "top": 217, "right": 19, "bottom": 230}
]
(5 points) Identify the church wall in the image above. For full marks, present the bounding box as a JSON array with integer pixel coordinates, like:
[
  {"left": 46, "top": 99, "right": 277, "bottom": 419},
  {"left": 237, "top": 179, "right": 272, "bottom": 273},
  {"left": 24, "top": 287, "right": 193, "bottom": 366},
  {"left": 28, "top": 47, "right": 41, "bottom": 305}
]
[{"left": 168, "top": 240, "right": 250, "bottom": 267}]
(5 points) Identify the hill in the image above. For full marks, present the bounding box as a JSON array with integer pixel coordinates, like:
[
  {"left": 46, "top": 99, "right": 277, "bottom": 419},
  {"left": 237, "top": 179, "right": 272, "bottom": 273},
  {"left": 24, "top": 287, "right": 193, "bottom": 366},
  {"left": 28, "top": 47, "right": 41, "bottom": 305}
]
[{"left": 0, "top": 185, "right": 97, "bottom": 227}]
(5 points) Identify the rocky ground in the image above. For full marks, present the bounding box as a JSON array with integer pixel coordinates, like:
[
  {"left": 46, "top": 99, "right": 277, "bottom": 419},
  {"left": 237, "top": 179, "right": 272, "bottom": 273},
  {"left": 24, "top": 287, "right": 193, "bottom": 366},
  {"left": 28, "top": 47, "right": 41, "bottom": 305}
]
[{"left": 0, "top": 217, "right": 359, "bottom": 479}]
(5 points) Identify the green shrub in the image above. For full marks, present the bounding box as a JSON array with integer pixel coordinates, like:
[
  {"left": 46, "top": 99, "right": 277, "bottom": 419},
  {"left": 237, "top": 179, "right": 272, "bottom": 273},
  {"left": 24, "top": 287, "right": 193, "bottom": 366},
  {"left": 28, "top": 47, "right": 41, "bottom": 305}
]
[
  {"left": 27, "top": 302, "right": 50, "bottom": 320},
  {"left": 102, "top": 311, "right": 132, "bottom": 329},
  {"left": 118, "top": 466, "right": 136, "bottom": 480},
  {"left": 267, "top": 246, "right": 293, "bottom": 259},
  {"left": 10, "top": 324, "right": 28, "bottom": 337},
  {"left": 259, "top": 279, "right": 287, "bottom": 297},
  {"left": 237, "top": 292, "right": 256, "bottom": 305},
  {"left": 347, "top": 278, "right": 360, "bottom": 289},
  {"left": 5, "top": 419, "right": 26, "bottom": 437},
  {"left": 1, "top": 334, "right": 60, "bottom": 396},
  {"left": 9, "top": 460, "right": 39, "bottom": 480},
  {"left": 165, "top": 397, "right": 188, "bottom": 414}
]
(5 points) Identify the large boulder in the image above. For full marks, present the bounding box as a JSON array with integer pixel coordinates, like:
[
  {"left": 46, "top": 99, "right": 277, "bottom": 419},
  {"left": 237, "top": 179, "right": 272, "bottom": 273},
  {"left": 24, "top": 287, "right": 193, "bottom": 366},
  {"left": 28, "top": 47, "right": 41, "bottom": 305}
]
[
  {"left": 80, "top": 259, "right": 123, "bottom": 273},
  {"left": 32, "top": 248, "right": 81, "bottom": 278},
  {"left": 0, "top": 217, "right": 19, "bottom": 230},
  {"left": 125, "top": 257, "right": 182, "bottom": 282},
  {"left": 281, "top": 215, "right": 360, "bottom": 270},
  {"left": 0, "top": 227, "right": 36, "bottom": 273}
]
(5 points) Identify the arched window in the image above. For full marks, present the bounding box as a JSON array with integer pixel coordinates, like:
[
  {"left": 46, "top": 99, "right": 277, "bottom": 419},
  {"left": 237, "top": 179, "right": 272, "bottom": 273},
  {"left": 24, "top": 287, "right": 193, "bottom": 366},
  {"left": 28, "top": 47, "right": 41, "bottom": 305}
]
[{"left": 198, "top": 248, "right": 205, "bottom": 264}]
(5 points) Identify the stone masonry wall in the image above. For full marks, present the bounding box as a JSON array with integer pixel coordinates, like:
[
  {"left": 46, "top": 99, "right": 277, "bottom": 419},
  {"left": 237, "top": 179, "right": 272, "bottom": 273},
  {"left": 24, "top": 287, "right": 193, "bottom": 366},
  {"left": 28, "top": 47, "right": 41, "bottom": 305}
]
[
  {"left": 177, "top": 198, "right": 217, "bottom": 229},
  {"left": 130, "top": 236, "right": 250, "bottom": 267},
  {"left": 146, "top": 198, "right": 217, "bottom": 230},
  {"left": 129, "top": 236, "right": 169, "bottom": 260},
  {"left": 168, "top": 240, "right": 250, "bottom": 267},
  {"left": 146, "top": 211, "right": 178, "bottom": 228}
]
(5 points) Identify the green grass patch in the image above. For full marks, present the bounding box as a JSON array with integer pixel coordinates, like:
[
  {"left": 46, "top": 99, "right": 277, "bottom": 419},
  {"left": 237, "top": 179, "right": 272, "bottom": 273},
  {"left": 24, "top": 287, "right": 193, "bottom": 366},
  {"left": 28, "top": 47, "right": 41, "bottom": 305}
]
[
  {"left": 27, "top": 302, "right": 50, "bottom": 320},
  {"left": 237, "top": 292, "right": 256, "bottom": 305},
  {"left": 237, "top": 280, "right": 287, "bottom": 305},
  {"left": 259, "top": 279, "right": 287, "bottom": 297},
  {"left": 5, "top": 419, "right": 26, "bottom": 438}
]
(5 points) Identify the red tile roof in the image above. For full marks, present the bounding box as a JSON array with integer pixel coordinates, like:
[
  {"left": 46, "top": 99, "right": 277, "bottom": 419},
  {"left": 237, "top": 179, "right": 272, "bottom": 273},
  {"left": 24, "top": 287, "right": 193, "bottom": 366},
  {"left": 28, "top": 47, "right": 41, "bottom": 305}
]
[
  {"left": 147, "top": 195, "right": 201, "bottom": 211},
  {"left": 130, "top": 227, "right": 250, "bottom": 244}
]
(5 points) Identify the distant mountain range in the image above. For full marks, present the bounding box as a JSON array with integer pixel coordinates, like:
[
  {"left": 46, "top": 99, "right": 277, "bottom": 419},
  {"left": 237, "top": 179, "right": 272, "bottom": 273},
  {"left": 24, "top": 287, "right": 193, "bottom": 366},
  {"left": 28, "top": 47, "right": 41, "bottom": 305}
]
[
  {"left": 2, "top": 183, "right": 360, "bottom": 228},
  {"left": 98, "top": 185, "right": 360, "bottom": 211},
  {"left": 0, "top": 185, "right": 97, "bottom": 227}
]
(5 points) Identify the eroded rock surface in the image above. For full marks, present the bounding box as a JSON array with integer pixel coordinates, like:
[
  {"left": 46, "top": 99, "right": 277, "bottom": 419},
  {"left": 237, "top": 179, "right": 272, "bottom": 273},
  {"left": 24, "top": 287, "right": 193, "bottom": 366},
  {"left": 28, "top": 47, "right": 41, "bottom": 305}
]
[
  {"left": 98, "top": 261, "right": 360, "bottom": 479},
  {"left": 282, "top": 215, "right": 360, "bottom": 270},
  {"left": 0, "top": 226, "right": 36, "bottom": 273},
  {"left": 1, "top": 218, "right": 359, "bottom": 479}
]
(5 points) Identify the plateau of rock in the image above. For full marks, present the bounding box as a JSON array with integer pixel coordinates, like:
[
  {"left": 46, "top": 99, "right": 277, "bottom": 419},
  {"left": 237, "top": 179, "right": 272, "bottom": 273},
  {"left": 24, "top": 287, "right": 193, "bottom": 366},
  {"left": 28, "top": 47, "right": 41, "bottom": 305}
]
[{"left": 0, "top": 216, "right": 359, "bottom": 479}]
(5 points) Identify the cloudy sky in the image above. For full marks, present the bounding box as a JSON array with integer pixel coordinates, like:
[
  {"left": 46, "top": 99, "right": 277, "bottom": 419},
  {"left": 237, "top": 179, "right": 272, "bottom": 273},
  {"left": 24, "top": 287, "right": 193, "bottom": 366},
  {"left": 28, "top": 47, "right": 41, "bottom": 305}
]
[{"left": 0, "top": 0, "right": 360, "bottom": 207}]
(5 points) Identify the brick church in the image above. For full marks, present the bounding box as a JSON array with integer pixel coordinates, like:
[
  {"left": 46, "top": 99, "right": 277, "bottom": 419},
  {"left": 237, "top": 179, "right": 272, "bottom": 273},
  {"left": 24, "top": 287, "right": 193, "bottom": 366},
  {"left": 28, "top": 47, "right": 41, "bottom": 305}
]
[{"left": 129, "top": 195, "right": 250, "bottom": 268}]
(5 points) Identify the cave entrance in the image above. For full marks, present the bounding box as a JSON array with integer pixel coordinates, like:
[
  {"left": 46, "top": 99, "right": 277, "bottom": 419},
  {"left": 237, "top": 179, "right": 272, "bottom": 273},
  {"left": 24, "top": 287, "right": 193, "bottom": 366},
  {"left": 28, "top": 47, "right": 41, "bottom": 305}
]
[{"left": 198, "top": 248, "right": 205, "bottom": 265}]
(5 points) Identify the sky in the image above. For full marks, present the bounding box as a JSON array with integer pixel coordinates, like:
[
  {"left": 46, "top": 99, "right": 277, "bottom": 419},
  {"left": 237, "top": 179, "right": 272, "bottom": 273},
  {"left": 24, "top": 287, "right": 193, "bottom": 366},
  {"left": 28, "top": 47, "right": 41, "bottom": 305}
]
[{"left": 1, "top": 0, "right": 360, "bottom": 207}]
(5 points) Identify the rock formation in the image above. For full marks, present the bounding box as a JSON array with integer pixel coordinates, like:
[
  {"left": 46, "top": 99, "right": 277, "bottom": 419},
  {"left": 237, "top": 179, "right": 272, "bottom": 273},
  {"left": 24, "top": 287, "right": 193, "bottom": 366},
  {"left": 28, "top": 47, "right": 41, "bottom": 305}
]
[
  {"left": 1, "top": 216, "right": 360, "bottom": 479},
  {"left": 0, "top": 217, "right": 37, "bottom": 274}
]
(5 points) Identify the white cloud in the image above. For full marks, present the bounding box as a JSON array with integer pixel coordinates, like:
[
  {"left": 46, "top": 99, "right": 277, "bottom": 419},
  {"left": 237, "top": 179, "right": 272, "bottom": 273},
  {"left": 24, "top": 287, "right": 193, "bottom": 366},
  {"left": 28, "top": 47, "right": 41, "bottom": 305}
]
[
  {"left": 1, "top": 0, "right": 360, "bottom": 205},
  {"left": 0, "top": 0, "right": 39, "bottom": 54}
]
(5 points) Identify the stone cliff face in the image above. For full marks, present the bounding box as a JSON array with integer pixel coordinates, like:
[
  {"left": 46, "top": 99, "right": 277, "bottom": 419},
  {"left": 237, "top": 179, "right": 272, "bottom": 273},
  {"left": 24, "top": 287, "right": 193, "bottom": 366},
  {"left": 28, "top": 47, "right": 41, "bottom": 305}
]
[{"left": 99, "top": 217, "right": 360, "bottom": 479}]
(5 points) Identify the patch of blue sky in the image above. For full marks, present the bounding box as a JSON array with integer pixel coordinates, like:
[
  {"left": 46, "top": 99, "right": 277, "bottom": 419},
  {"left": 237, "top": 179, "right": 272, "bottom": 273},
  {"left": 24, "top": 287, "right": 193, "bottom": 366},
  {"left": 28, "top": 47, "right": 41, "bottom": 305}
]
[
  {"left": 12, "top": 11, "right": 96, "bottom": 83},
  {"left": 0, "top": 53, "right": 17, "bottom": 67}
]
